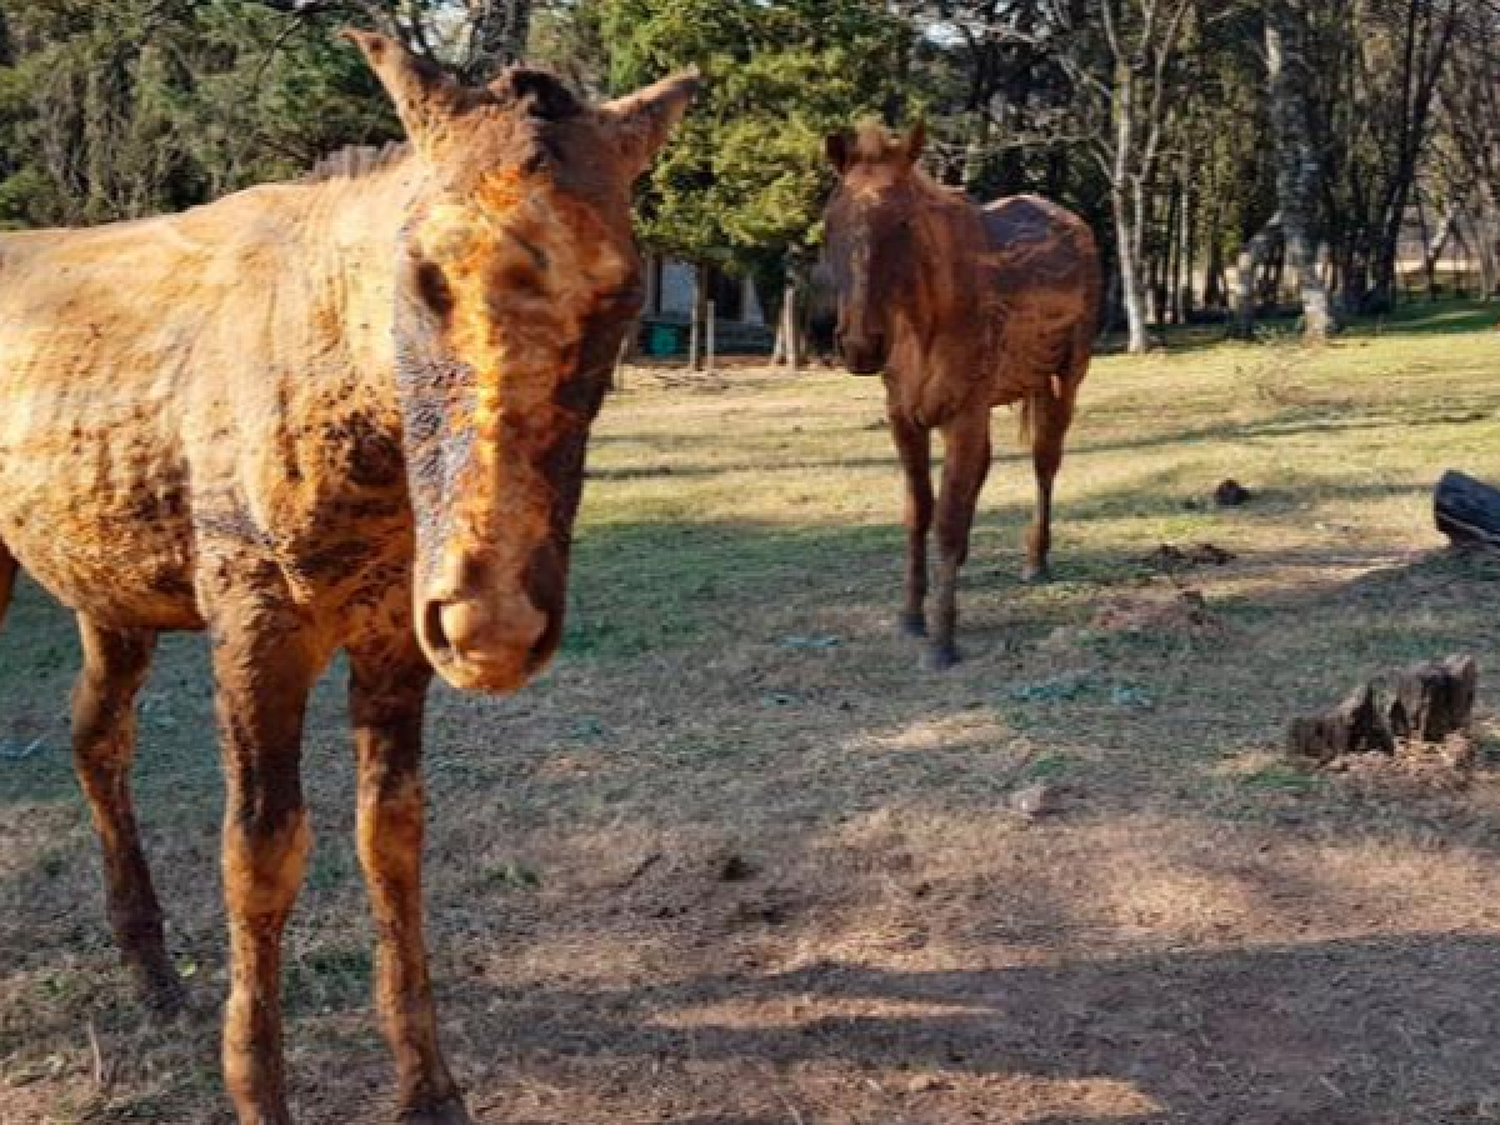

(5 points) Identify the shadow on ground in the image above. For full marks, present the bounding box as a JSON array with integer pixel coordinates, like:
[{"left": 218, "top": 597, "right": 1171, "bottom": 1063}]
[{"left": 439, "top": 931, "right": 1500, "bottom": 1125}]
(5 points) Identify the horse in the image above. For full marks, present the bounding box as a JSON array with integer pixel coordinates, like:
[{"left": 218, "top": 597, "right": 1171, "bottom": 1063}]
[
  {"left": 0, "top": 32, "right": 696, "bottom": 1124},
  {"left": 821, "top": 122, "right": 1101, "bottom": 670}
]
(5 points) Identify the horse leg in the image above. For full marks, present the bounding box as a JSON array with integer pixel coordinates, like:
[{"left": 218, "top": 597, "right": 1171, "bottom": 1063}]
[
  {"left": 1023, "top": 375, "right": 1080, "bottom": 584},
  {"left": 889, "top": 409, "right": 934, "bottom": 637},
  {"left": 348, "top": 637, "right": 470, "bottom": 1125},
  {"left": 0, "top": 542, "right": 16, "bottom": 633},
  {"left": 210, "top": 593, "right": 322, "bottom": 1125},
  {"left": 928, "top": 406, "right": 992, "bottom": 670},
  {"left": 71, "top": 618, "right": 181, "bottom": 1009}
]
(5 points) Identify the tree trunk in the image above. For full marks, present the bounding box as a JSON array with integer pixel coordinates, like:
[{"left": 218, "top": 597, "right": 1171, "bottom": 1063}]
[
  {"left": 1370, "top": 0, "right": 1462, "bottom": 312},
  {"left": 1480, "top": 214, "right": 1499, "bottom": 300},
  {"left": 463, "top": 0, "right": 534, "bottom": 80},
  {"left": 1267, "top": 6, "right": 1334, "bottom": 342},
  {"left": 1114, "top": 188, "right": 1149, "bottom": 354},
  {"left": 1421, "top": 204, "right": 1460, "bottom": 299},
  {"left": 1231, "top": 215, "right": 1281, "bottom": 340},
  {"left": 1205, "top": 223, "right": 1225, "bottom": 310}
]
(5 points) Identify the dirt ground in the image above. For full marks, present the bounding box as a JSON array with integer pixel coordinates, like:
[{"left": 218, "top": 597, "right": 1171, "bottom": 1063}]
[{"left": 6, "top": 306, "right": 1500, "bottom": 1124}]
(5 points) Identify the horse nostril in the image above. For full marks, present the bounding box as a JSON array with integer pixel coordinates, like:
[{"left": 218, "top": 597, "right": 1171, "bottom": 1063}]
[
  {"left": 526, "top": 612, "right": 561, "bottom": 670},
  {"left": 421, "top": 600, "right": 451, "bottom": 658}
]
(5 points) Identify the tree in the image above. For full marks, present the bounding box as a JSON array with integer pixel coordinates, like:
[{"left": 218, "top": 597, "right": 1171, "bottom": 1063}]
[
  {"left": 598, "top": 0, "right": 913, "bottom": 368},
  {"left": 1265, "top": 0, "right": 1334, "bottom": 339},
  {"left": 1046, "top": 0, "right": 1195, "bottom": 354},
  {"left": 1299, "top": 0, "right": 1462, "bottom": 313},
  {"left": 242, "top": 0, "right": 538, "bottom": 78},
  {"left": 1440, "top": 1, "right": 1500, "bottom": 298},
  {"left": 0, "top": 0, "right": 402, "bottom": 227}
]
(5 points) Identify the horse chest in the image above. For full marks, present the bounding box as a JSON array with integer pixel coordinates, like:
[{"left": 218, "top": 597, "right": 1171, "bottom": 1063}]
[{"left": 191, "top": 404, "right": 416, "bottom": 612}]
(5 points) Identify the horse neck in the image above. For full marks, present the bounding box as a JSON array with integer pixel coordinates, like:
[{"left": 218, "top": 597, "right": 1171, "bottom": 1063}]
[
  {"left": 895, "top": 185, "right": 983, "bottom": 360},
  {"left": 284, "top": 155, "right": 426, "bottom": 403}
]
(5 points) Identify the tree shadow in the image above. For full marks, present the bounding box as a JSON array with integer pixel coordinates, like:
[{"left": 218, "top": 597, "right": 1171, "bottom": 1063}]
[{"left": 436, "top": 932, "right": 1500, "bottom": 1125}]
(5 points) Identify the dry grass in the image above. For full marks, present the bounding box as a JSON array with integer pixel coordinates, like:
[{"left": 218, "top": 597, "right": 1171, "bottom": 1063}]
[{"left": 7, "top": 302, "right": 1500, "bottom": 1124}]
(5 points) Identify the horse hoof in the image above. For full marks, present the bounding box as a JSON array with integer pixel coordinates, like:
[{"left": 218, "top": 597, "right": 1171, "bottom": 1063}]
[
  {"left": 921, "top": 643, "right": 960, "bottom": 672},
  {"left": 399, "top": 1096, "right": 473, "bottom": 1125},
  {"left": 898, "top": 611, "right": 928, "bottom": 638},
  {"left": 135, "top": 964, "right": 188, "bottom": 1020},
  {"left": 1021, "top": 563, "right": 1051, "bottom": 584}
]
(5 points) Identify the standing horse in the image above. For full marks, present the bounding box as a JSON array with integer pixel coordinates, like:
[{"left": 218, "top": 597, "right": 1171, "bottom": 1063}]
[
  {"left": 822, "top": 122, "right": 1101, "bottom": 669},
  {"left": 0, "top": 33, "right": 696, "bottom": 1124}
]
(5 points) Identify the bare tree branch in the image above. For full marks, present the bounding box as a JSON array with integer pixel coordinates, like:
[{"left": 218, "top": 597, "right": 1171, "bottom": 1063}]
[{"left": 239, "top": 0, "right": 394, "bottom": 34}]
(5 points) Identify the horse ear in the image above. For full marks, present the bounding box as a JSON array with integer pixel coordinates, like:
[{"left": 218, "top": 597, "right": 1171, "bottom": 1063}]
[
  {"left": 903, "top": 120, "right": 927, "bottom": 167},
  {"left": 343, "top": 30, "right": 470, "bottom": 153},
  {"left": 602, "top": 70, "right": 702, "bottom": 180},
  {"left": 825, "top": 132, "right": 852, "bottom": 174}
]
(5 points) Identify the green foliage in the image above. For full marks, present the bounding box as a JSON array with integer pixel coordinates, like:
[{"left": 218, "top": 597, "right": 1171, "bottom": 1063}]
[
  {"left": 0, "top": 0, "right": 397, "bottom": 228},
  {"left": 598, "top": 0, "right": 913, "bottom": 273}
]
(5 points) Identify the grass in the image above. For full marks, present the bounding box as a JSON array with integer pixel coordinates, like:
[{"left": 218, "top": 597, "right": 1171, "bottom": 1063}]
[{"left": 6, "top": 300, "right": 1500, "bottom": 1123}]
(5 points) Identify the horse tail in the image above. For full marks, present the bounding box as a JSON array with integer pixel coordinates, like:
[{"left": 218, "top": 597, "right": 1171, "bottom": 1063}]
[
  {"left": 1017, "top": 393, "right": 1038, "bottom": 444},
  {"left": 0, "top": 541, "right": 16, "bottom": 636}
]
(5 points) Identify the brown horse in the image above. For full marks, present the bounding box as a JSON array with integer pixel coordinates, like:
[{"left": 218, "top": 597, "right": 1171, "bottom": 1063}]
[
  {"left": 822, "top": 122, "right": 1101, "bottom": 669},
  {"left": 0, "top": 33, "right": 695, "bottom": 1125}
]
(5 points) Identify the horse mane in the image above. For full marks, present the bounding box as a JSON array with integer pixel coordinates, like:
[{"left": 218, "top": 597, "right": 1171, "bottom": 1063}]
[
  {"left": 849, "top": 121, "right": 962, "bottom": 206},
  {"left": 299, "top": 68, "right": 583, "bottom": 187},
  {"left": 303, "top": 140, "right": 411, "bottom": 185}
]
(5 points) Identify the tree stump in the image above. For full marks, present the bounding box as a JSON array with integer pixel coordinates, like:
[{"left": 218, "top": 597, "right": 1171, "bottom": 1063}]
[
  {"left": 1288, "top": 656, "right": 1477, "bottom": 765},
  {"left": 1388, "top": 655, "right": 1478, "bottom": 742},
  {"left": 1435, "top": 470, "right": 1500, "bottom": 553}
]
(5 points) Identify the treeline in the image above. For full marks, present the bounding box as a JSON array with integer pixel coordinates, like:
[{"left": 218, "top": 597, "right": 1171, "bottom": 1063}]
[{"left": 2, "top": 1, "right": 1496, "bottom": 353}]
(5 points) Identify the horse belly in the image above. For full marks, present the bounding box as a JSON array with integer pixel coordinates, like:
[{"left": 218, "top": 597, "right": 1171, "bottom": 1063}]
[
  {"left": 985, "top": 303, "right": 1078, "bottom": 406},
  {"left": 0, "top": 411, "right": 202, "bottom": 631}
]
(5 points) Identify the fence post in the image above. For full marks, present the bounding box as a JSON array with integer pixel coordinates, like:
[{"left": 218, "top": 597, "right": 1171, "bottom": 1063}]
[{"left": 707, "top": 300, "right": 716, "bottom": 374}]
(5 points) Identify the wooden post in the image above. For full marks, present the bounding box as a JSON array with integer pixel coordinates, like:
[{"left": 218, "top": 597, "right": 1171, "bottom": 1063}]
[
  {"left": 784, "top": 283, "right": 801, "bottom": 373},
  {"left": 611, "top": 326, "right": 634, "bottom": 393},
  {"left": 690, "top": 262, "right": 709, "bottom": 372},
  {"left": 706, "top": 300, "right": 716, "bottom": 374}
]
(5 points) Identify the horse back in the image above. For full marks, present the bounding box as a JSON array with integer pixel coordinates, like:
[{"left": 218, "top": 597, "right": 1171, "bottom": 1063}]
[
  {"left": 980, "top": 196, "right": 1100, "bottom": 325},
  {"left": 977, "top": 195, "right": 1100, "bottom": 404}
]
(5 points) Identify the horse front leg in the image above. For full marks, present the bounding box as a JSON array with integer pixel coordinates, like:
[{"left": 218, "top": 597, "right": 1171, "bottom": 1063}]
[
  {"left": 348, "top": 636, "right": 469, "bottom": 1125},
  {"left": 0, "top": 542, "right": 17, "bottom": 631},
  {"left": 888, "top": 408, "right": 934, "bottom": 638},
  {"left": 209, "top": 592, "right": 323, "bottom": 1125},
  {"left": 70, "top": 618, "right": 181, "bottom": 1009},
  {"left": 928, "top": 406, "right": 992, "bottom": 670}
]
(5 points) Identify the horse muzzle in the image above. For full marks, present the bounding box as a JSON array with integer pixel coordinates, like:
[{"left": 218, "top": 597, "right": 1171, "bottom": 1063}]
[
  {"left": 835, "top": 323, "right": 887, "bottom": 375},
  {"left": 417, "top": 553, "right": 562, "bottom": 693}
]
